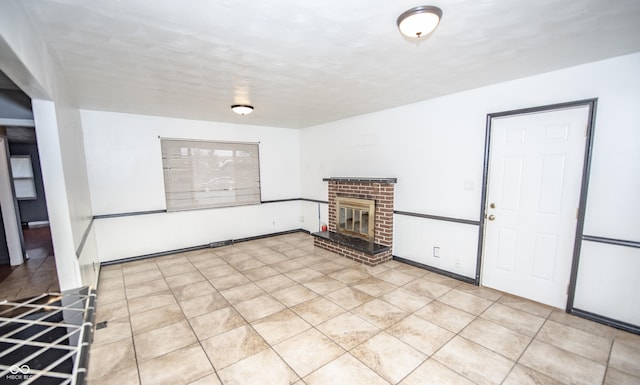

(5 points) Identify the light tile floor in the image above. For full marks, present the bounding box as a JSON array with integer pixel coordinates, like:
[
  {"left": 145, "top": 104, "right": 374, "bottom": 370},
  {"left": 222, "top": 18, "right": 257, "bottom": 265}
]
[
  {"left": 0, "top": 253, "right": 59, "bottom": 301},
  {"left": 88, "top": 233, "right": 640, "bottom": 385}
]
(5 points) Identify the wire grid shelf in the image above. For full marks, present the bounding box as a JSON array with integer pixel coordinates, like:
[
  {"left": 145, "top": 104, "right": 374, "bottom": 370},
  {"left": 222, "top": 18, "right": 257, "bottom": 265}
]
[{"left": 0, "top": 287, "right": 96, "bottom": 385}]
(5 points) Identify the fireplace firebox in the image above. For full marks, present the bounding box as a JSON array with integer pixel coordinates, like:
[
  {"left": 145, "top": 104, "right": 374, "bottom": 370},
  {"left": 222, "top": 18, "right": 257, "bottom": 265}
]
[
  {"left": 336, "top": 197, "right": 375, "bottom": 241},
  {"left": 312, "top": 177, "right": 396, "bottom": 266}
]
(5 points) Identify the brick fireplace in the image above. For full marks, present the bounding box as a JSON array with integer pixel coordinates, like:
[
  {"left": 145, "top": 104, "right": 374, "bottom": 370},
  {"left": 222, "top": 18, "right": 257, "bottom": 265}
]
[{"left": 312, "top": 177, "right": 396, "bottom": 266}]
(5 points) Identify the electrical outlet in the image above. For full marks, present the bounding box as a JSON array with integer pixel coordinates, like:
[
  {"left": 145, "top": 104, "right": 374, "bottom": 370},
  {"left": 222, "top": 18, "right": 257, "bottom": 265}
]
[
  {"left": 299, "top": 216, "right": 304, "bottom": 222},
  {"left": 433, "top": 246, "right": 440, "bottom": 258},
  {"left": 454, "top": 259, "right": 460, "bottom": 268}
]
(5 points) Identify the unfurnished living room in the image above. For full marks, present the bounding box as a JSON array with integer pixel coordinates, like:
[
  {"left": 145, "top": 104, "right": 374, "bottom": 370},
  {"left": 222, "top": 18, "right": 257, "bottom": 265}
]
[{"left": 0, "top": 0, "right": 639, "bottom": 384}]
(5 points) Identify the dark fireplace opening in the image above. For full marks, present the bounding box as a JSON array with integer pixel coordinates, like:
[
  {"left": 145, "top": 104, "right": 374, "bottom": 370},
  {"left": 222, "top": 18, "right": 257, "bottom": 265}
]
[{"left": 336, "top": 197, "right": 375, "bottom": 242}]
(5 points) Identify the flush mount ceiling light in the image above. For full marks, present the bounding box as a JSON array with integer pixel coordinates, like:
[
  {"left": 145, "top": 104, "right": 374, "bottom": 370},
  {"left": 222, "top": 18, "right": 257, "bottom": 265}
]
[
  {"left": 231, "top": 104, "right": 254, "bottom": 115},
  {"left": 397, "top": 5, "right": 443, "bottom": 39}
]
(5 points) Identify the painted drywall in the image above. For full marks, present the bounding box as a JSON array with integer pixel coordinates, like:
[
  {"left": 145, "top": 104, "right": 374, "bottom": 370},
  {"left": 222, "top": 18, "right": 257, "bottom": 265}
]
[
  {"left": 33, "top": 100, "right": 82, "bottom": 289},
  {"left": 0, "top": 1, "right": 98, "bottom": 290},
  {"left": 81, "top": 110, "right": 302, "bottom": 261},
  {"left": 300, "top": 52, "right": 640, "bottom": 325},
  {"left": 93, "top": 202, "right": 303, "bottom": 261},
  {"left": 574, "top": 242, "right": 640, "bottom": 326}
]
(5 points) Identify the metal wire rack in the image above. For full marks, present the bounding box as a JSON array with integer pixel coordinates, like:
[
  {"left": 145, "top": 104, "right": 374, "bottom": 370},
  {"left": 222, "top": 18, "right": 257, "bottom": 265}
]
[{"left": 0, "top": 287, "right": 96, "bottom": 385}]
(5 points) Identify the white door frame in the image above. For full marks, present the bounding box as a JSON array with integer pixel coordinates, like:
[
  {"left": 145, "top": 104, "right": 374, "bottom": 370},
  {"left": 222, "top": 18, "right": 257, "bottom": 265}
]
[
  {"left": 0, "top": 136, "right": 25, "bottom": 265},
  {"left": 476, "top": 99, "right": 598, "bottom": 312}
]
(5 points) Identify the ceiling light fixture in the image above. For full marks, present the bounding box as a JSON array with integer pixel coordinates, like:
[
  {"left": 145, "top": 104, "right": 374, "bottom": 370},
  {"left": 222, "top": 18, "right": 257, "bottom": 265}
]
[
  {"left": 231, "top": 104, "right": 254, "bottom": 115},
  {"left": 397, "top": 5, "right": 443, "bottom": 39}
]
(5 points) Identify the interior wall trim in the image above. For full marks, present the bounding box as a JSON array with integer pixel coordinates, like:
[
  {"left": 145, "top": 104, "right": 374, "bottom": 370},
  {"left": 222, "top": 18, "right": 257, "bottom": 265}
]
[
  {"left": 75, "top": 217, "right": 94, "bottom": 258},
  {"left": 570, "top": 308, "right": 640, "bottom": 335},
  {"left": 260, "top": 198, "right": 302, "bottom": 204},
  {"left": 299, "top": 198, "right": 329, "bottom": 204},
  {"left": 99, "top": 229, "right": 309, "bottom": 266},
  {"left": 392, "top": 255, "right": 476, "bottom": 284},
  {"left": 393, "top": 210, "right": 480, "bottom": 226},
  {"left": 93, "top": 210, "right": 166, "bottom": 219},
  {"left": 93, "top": 199, "right": 328, "bottom": 220},
  {"left": 582, "top": 235, "right": 640, "bottom": 249}
]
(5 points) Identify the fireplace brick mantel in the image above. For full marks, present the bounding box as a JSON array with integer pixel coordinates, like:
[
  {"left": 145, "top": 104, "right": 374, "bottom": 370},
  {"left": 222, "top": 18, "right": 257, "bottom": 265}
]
[
  {"left": 313, "top": 177, "right": 396, "bottom": 266},
  {"left": 322, "top": 177, "right": 398, "bottom": 184}
]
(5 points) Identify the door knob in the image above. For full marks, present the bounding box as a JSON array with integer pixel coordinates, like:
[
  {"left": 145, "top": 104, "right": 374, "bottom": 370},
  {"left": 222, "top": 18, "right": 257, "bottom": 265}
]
[
  {"left": 487, "top": 214, "right": 496, "bottom": 221},
  {"left": 489, "top": 203, "right": 496, "bottom": 209}
]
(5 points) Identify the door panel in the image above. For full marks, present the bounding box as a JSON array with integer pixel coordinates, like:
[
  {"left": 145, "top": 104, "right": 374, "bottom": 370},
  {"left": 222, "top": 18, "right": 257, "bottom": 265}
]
[{"left": 482, "top": 106, "right": 589, "bottom": 308}]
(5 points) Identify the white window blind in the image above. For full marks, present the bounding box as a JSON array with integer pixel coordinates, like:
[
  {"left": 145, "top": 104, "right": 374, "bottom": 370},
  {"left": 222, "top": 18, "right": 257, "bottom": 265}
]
[{"left": 161, "top": 139, "right": 261, "bottom": 211}]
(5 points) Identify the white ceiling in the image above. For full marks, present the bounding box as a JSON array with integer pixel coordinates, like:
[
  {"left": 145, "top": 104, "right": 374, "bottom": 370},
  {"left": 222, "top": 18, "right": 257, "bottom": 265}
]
[{"left": 16, "top": 0, "right": 640, "bottom": 128}]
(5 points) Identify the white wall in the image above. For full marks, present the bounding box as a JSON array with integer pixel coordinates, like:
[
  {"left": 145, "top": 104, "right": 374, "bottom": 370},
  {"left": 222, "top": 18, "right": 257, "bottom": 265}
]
[
  {"left": 33, "top": 100, "right": 82, "bottom": 289},
  {"left": 0, "top": 1, "right": 98, "bottom": 290},
  {"left": 300, "top": 52, "right": 640, "bottom": 325},
  {"left": 574, "top": 242, "right": 640, "bottom": 326},
  {"left": 81, "top": 110, "right": 302, "bottom": 262}
]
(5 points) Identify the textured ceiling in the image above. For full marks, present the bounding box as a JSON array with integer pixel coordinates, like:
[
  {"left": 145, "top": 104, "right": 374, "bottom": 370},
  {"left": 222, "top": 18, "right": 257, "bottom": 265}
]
[{"left": 14, "top": 0, "right": 640, "bottom": 128}]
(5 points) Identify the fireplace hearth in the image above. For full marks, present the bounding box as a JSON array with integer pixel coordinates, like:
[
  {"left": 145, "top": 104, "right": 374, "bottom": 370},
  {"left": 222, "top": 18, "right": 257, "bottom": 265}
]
[{"left": 312, "top": 177, "right": 396, "bottom": 266}]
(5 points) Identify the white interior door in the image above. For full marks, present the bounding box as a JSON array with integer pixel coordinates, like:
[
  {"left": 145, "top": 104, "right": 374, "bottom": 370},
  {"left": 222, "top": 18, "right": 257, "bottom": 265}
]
[{"left": 482, "top": 106, "right": 589, "bottom": 308}]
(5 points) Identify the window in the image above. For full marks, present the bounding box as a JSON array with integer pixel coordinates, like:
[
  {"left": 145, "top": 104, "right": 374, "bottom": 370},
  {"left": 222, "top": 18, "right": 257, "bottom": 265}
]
[
  {"left": 10, "top": 156, "right": 37, "bottom": 200},
  {"left": 161, "top": 139, "right": 261, "bottom": 211}
]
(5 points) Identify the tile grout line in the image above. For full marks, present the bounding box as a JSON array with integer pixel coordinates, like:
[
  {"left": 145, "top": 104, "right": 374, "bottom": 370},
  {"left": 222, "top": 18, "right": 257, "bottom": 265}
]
[
  {"left": 411, "top": 286, "right": 485, "bottom": 385},
  {"left": 93, "top": 234, "right": 636, "bottom": 385},
  {"left": 163, "top": 259, "right": 227, "bottom": 385}
]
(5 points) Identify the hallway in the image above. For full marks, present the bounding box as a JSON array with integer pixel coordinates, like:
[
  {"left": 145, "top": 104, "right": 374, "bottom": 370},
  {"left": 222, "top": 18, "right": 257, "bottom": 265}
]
[{"left": 0, "top": 225, "right": 59, "bottom": 301}]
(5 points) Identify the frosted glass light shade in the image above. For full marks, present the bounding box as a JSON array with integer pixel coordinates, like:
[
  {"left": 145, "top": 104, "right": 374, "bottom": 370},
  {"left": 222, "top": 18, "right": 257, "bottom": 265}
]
[
  {"left": 397, "top": 6, "right": 442, "bottom": 38},
  {"left": 231, "top": 105, "right": 254, "bottom": 115}
]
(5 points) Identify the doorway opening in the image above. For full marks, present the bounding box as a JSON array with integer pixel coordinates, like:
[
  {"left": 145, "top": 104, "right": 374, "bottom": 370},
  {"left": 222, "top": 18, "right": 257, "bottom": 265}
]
[
  {"left": 0, "top": 71, "right": 58, "bottom": 301},
  {"left": 477, "top": 99, "right": 597, "bottom": 310}
]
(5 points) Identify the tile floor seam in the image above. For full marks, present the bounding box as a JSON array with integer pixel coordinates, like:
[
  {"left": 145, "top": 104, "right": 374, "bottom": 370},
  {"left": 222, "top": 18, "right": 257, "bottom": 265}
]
[
  {"left": 90, "top": 235, "right": 639, "bottom": 385},
  {"left": 429, "top": 317, "right": 482, "bottom": 384},
  {"left": 262, "top": 328, "right": 320, "bottom": 382},
  {"left": 467, "top": 316, "right": 532, "bottom": 385},
  {"left": 599, "top": 333, "right": 616, "bottom": 385},
  {"left": 182, "top": 307, "right": 225, "bottom": 385},
  {"left": 425, "top": 289, "right": 513, "bottom": 385},
  {"left": 499, "top": 302, "right": 550, "bottom": 385},
  {"left": 213, "top": 285, "right": 304, "bottom": 381},
  {"left": 139, "top": 271, "right": 233, "bottom": 384},
  {"left": 539, "top": 313, "right": 614, "bottom": 361},
  {"left": 512, "top": 308, "right": 580, "bottom": 385},
  {"left": 126, "top": 297, "right": 142, "bottom": 385},
  {"left": 351, "top": 328, "right": 430, "bottom": 384},
  {"left": 118, "top": 291, "right": 142, "bottom": 385}
]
